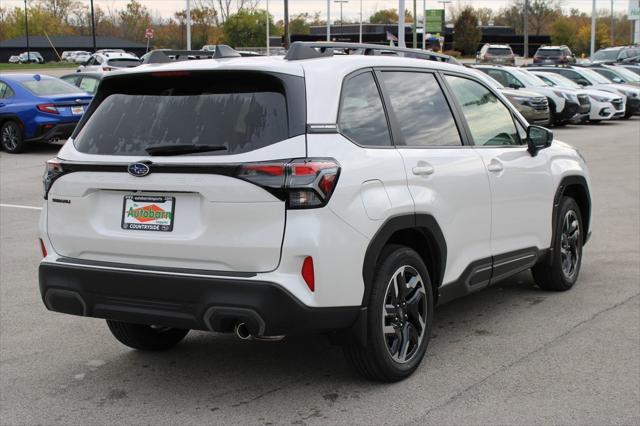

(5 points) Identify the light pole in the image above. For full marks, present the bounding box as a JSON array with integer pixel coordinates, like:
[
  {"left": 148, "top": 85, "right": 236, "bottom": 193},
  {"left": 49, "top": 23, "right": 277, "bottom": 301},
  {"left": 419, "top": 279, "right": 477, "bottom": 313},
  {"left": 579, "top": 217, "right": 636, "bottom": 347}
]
[
  {"left": 590, "top": 0, "right": 596, "bottom": 57},
  {"left": 359, "top": 0, "right": 362, "bottom": 43},
  {"left": 422, "top": 0, "right": 426, "bottom": 50},
  {"left": 266, "top": 0, "right": 269, "bottom": 55},
  {"left": 412, "top": 0, "right": 417, "bottom": 48},
  {"left": 610, "top": 0, "right": 614, "bottom": 45},
  {"left": 398, "top": 0, "right": 405, "bottom": 47},
  {"left": 334, "top": 0, "right": 348, "bottom": 37},
  {"left": 524, "top": 0, "right": 529, "bottom": 57},
  {"left": 24, "top": 0, "right": 30, "bottom": 59},
  {"left": 186, "top": 0, "right": 191, "bottom": 50},
  {"left": 327, "top": 0, "right": 331, "bottom": 41},
  {"left": 90, "top": 0, "right": 96, "bottom": 52},
  {"left": 284, "top": 0, "right": 290, "bottom": 48}
]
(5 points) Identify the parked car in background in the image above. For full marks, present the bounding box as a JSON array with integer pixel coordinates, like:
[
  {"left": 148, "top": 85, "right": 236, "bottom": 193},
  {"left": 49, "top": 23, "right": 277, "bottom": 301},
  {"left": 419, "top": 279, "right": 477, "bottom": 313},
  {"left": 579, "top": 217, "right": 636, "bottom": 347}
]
[
  {"left": 18, "top": 52, "right": 44, "bottom": 64},
  {"left": 471, "top": 69, "right": 550, "bottom": 125},
  {"left": 583, "top": 64, "right": 640, "bottom": 88},
  {"left": 72, "top": 51, "right": 91, "bottom": 63},
  {"left": 531, "top": 70, "right": 625, "bottom": 122},
  {"left": 8, "top": 55, "right": 20, "bottom": 63},
  {"left": 0, "top": 74, "right": 92, "bottom": 153},
  {"left": 533, "top": 46, "right": 576, "bottom": 65},
  {"left": 476, "top": 44, "right": 516, "bottom": 65},
  {"left": 526, "top": 65, "right": 640, "bottom": 118},
  {"left": 475, "top": 65, "right": 589, "bottom": 125},
  {"left": 61, "top": 72, "right": 103, "bottom": 95},
  {"left": 78, "top": 52, "right": 141, "bottom": 72},
  {"left": 619, "top": 63, "right": 640, "bottom": 75},
  {"left": 590, "top": 46, "right": 640, "bottom": 64},
  {"left": 96, "top": 49, "right": 125, "bottom": 54}
]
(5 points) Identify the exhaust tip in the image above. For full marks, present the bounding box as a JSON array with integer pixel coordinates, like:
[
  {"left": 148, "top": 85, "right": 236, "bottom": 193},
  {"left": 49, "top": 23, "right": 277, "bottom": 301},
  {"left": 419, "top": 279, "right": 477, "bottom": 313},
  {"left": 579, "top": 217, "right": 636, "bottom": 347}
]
[{"left": 234, "top": 322, "right": 252, "bottom": 340}]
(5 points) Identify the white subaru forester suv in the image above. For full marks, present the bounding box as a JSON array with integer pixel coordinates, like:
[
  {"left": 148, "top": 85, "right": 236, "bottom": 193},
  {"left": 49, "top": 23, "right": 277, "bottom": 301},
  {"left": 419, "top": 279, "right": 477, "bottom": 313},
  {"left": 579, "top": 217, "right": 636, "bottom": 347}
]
[{"left": 39, "top": 43, "right": 592, "bottom": 382}]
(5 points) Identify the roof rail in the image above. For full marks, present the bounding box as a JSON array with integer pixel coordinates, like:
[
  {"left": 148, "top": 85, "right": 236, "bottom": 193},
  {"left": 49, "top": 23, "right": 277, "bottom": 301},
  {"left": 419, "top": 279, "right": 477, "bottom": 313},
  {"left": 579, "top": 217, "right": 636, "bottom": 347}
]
[
  {"left": 284, "top": 42, "right": 460, "bottom": 65},
  {"left": 142, "top": 45, "right": 241, "bottom": 64}
]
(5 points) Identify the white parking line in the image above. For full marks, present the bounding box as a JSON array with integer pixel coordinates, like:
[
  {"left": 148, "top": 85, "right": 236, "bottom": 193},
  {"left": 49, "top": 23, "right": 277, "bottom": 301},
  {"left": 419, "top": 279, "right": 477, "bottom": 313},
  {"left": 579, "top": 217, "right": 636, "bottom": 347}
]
[{"left": 0, "top": 203, "right": 42, "bottom": 211}]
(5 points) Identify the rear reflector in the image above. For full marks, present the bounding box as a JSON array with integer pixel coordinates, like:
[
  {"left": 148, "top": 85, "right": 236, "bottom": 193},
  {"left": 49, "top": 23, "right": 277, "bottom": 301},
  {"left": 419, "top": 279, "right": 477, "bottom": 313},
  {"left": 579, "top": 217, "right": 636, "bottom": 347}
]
[
  {"left": 39, "top": 238, "right": 47, "bottom": 258},
  {"left": 301, "top": 256, "right": 315, "bottom": 292}
]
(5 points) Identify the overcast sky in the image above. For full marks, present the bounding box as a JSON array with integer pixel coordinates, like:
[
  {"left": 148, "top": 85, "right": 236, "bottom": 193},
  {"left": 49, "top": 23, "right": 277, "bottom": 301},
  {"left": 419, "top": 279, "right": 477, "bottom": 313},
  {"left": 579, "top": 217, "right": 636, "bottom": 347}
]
[{"left": 4, "top": 0, "right": 635, "bottom": 22}]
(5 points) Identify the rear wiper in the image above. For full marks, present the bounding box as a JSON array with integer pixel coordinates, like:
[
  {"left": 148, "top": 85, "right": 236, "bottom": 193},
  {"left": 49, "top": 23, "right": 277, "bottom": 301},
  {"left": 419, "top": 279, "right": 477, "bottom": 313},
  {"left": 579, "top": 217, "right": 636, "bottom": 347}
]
[{"left": 144, "top": 144, "right": 228, "bottom": 156}]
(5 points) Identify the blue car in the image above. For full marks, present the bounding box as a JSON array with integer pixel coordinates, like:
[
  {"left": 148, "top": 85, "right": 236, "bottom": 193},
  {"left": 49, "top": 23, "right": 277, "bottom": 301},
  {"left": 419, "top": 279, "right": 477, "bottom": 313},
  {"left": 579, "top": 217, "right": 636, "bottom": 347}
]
[{"left": 0, "top": 74, "right": 92, "bottom": 153}]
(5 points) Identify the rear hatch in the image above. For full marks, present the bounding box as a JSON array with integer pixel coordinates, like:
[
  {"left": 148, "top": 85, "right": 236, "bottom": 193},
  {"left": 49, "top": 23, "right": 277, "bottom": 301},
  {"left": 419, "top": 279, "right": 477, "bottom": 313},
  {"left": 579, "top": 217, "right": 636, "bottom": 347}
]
[{"left": 45, "top": 69, "right": 307, "bottom": 273}]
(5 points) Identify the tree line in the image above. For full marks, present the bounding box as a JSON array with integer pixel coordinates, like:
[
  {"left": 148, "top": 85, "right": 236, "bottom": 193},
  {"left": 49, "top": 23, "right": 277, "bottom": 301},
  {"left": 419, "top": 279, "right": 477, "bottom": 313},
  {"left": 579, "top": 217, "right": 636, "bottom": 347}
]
[{"left": 0, "top": 0, "right": 635, "bottom": 55}]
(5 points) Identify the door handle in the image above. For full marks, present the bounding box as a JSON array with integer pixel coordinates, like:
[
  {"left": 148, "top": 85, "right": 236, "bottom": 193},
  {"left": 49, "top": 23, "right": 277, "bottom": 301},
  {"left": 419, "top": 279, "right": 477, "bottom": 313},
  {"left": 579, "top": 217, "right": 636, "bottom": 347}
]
[
  {"left": 487, "top": 160, "right": 504, "bottom": 173},
  {"left": 412, "top": 162, "right": 435, "bottom": 176}
]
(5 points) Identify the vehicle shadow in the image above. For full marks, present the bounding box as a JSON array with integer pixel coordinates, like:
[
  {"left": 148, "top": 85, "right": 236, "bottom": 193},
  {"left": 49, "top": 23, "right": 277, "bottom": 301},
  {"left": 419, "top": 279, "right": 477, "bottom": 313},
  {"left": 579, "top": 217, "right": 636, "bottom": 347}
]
[{"left": 92, "top": 270, "right": 547, "bottom": 391}]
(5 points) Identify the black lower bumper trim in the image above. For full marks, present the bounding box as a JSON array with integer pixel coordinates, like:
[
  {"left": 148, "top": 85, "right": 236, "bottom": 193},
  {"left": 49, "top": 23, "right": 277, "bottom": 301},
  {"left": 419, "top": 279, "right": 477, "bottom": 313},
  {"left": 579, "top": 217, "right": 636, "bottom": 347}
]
[
  {"left": 39, "top": 262, "right": 360, "bottom": 336},
  {"left": 27, "top": 122, "right": 78, "bottom": 142}
]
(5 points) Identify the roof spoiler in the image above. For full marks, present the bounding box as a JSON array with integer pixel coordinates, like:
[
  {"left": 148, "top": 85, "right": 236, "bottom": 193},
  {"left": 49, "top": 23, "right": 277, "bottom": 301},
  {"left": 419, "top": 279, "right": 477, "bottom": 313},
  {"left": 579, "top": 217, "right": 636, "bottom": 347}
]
[
  {"left": 283, "top": 42, "right": 459, "bottom": 65},
  {"left": 142, "top": 45, "right": 241, "bottom": 64}
]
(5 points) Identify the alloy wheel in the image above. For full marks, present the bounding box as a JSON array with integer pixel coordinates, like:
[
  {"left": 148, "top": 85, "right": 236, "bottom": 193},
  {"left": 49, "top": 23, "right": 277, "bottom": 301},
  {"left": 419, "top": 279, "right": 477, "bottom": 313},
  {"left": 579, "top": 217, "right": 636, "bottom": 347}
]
[
  {"left": 381, "top": 265, "right": 428, "bottom": 364},
  {"left": 560, "top": 209, "right": 580, "bottom": 279},
  {"left": 1, "top": 123, "right": 19, "bottom": 152}
]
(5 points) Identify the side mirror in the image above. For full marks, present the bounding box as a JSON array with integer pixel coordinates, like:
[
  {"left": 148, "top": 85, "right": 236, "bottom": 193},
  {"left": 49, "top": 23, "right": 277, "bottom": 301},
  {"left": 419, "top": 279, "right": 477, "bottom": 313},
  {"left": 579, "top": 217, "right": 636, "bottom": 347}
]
[
  {"left": 508, "top": 83, "right": 521, "bottom": 89},
  {"left": 526, "top": 125, "right": 553, "bottom": 156},
  {"left": 577, "top": 79, "right": 589, "bottom": 86}
]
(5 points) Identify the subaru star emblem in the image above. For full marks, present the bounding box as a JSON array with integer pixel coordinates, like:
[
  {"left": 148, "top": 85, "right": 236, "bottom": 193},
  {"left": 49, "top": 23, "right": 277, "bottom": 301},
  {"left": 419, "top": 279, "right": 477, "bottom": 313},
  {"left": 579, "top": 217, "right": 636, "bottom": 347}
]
[{"left": 128, "top": 163, "right": 150, "bottom": 177}]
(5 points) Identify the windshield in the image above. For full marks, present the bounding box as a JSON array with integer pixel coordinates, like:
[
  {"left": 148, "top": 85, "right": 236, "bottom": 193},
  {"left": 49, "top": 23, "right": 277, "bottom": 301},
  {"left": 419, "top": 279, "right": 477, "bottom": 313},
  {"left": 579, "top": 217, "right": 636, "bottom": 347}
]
[
  {"left": 106, "top": 58, "right": 140, "bottom": 68},
  {"left": 21, "top": 78, "right": 84, "bottom": 96},
  {"left": 580, "top": 68, "right": 614, "bottom": 84},
  {"left": 608, "top": 66, "right": 640, "bottom": 82},
  {"left": 512, "top": 69, "right": 547, "bottom": 87},
  {"left": 487, "top": 48, "right": 512, "bottom": 55},
  {"left": 73, "top": 71, "right": 301, "bottom": 156},
  {"left": 536, "top": 49, "right": 562, "bottom": 57},
  {"left": 541, "top": 73, "right": 581, "bottom": 89},
  {"left": 592, "top": 49, "right": 620, "bottom": 61}
]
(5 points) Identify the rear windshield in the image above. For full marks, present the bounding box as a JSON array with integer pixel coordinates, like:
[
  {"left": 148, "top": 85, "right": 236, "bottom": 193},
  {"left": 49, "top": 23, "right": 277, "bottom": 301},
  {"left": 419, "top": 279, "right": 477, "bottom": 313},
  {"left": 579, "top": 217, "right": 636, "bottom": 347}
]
[
  {"left": 536, "top": 49, "right": 562, "bottom": 57},
  {"left": 107, "top": 58, "right": 140, "bottom": 68},
  {"left": 21, "top": 78, "right": 83, "bottom": 96},
  {"left": 488, "top": 48, "right": 512, "bottom": 55},
  {"left": 73, "top": 71, "right": 303, "bottom": 156}
]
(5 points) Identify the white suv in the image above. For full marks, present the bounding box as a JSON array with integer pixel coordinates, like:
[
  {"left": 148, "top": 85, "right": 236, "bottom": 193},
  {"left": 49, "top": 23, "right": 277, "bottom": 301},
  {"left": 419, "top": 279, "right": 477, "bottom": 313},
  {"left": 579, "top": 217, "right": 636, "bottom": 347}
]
[{"left": 38, "top": 43, "right": 592, "bottom": 382}]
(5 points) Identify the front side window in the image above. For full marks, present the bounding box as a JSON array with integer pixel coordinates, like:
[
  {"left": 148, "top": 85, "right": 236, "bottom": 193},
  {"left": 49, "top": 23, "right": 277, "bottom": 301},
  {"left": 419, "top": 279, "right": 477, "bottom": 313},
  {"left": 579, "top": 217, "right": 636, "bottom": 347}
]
[
  {"left": 445, "top": 75, "right": 520, "bottom": 147},
  {"left": 379, "top": 71, "right": 462, "bottom": 147},
  {"left": 338, "top": 72, "right": 391, "bottom": 147}
]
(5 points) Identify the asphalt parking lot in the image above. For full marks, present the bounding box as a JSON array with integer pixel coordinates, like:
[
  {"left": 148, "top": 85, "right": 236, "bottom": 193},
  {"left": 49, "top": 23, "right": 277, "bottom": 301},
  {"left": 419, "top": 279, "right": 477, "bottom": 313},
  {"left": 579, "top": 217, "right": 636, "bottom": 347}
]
[{"left": 1, "top": 116, "right": 639, "bottom": 424}]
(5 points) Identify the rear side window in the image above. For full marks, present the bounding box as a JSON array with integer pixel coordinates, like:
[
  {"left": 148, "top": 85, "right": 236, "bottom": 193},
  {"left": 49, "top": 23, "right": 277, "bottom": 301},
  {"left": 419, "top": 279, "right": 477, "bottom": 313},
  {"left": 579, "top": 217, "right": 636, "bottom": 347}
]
[
  {"left": 74, "top": 71, "right": 304, "bottom": 156},
  {"left": 338, "top": 72, "right": 391, "bottom": 147},
  {"left": 379, "top": 71, "right": 462, "bottom": 147}
]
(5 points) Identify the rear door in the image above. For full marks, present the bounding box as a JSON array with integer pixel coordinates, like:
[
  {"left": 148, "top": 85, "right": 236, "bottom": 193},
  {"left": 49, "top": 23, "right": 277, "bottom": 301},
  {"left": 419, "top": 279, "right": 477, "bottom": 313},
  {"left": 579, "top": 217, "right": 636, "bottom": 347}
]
[
  {"left": 376, "top": 69, "right": 493, "bottom": 287},
  {"left": 46, "top": 70, "right": 306, "bottom": 273}
]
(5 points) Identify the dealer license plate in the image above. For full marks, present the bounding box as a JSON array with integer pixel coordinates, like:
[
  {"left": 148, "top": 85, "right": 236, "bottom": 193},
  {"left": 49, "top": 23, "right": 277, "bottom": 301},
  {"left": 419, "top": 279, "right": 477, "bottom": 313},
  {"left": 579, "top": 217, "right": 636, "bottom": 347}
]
[{"left": 121, "top": 195, "right": 175, "bottom": 232}]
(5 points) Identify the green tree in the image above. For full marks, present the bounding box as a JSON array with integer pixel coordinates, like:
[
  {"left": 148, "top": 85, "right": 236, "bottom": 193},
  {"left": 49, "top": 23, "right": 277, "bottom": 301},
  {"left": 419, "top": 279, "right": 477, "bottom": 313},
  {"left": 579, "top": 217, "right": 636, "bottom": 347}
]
[
  {"left": 369, "top": 8, "right": 412, "bottom": 24},
  {"left": 550, "top": 16, "right": 578, "bottom": 47},
  {"left": 118, "top": 0, "right": 151, "bottom": 42},
  {"left": 289, "top": 13, "right": 311, "bottom": 35},
  {"left": 223, "top": 9, "right": 276, "bottom": 48},
  {"left": 453, "top": 7, "right": 481, "bottom": 55}
]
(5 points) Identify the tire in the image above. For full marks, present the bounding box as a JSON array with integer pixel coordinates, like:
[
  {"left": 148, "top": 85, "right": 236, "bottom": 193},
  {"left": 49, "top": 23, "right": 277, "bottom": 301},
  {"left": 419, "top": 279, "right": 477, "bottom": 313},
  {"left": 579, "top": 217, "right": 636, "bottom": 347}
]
[
  {"left": 343, "top": 245, "right": 434, "bottom": 382},
  {"left": 1, "top": 121, "right": 27, "bottom": 153},
  {"left": 106, "top": 320, "right": 189, "bottom": 351},
  {"left": 532, "top": 196, "right": 583, "bottom": 291}
]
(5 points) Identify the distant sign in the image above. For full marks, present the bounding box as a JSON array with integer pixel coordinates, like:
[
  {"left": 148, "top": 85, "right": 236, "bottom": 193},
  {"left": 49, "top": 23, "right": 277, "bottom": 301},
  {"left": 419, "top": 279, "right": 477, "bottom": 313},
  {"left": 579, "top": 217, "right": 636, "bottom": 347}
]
[
  {"left": 145, "top": 28, "right": 154, "bottom": 39},
  {"left": 425, "top": 9, "right": 444, "bottom": 33},
  {"left": 629, "top": 0, "right": 640, "bottom": 20}
]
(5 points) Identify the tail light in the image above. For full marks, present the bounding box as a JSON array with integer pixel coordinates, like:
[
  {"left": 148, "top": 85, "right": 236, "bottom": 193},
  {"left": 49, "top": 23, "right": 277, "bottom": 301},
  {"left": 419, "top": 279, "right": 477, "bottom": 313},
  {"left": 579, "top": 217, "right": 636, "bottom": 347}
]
[
  {"left": 43, "top": 158, "right": 66, "bottom": 199},
  {"left": 37, "top": 104, "right": 59, "bottom": 114},
  {"left": 236, "top": 158, "right": 340, "bottom": 209}
]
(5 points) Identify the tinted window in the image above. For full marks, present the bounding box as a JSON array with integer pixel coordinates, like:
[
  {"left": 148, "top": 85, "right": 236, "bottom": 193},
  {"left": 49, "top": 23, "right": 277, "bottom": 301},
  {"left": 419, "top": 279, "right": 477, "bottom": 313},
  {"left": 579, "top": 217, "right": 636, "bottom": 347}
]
[
  {"left": 20, "top": 78, "right": 83, "bottom": 96},
  {"left": 107, "top": 58, "right": 140, "bottom": 68},
  {"left": 487, "top": 47, "right": 512, "bottom": 55},
  {"left": 380, "top": 71, "right": 461, "bottom": 147},
  {"left": 445, "top": 75, "right": 520, "bottom": 146},
  {"left": 74, "top": 72, "right": 293, "bottom": 156},
  {"left": 338, "top": 72, "right": 391, "bottom": 147},
  {"left": 536, "top": 49, "right": 562, "bottom": 57}
]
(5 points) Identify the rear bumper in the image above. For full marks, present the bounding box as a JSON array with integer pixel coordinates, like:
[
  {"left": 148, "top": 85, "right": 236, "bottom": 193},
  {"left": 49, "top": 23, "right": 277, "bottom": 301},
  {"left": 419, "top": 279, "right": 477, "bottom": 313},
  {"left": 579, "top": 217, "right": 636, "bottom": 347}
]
[
  {"left": 26, "top": 122, "right": 78, "bottom": 142},
  {"left": 39, "top": 261, "right": 361, "bottom": 336}
]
